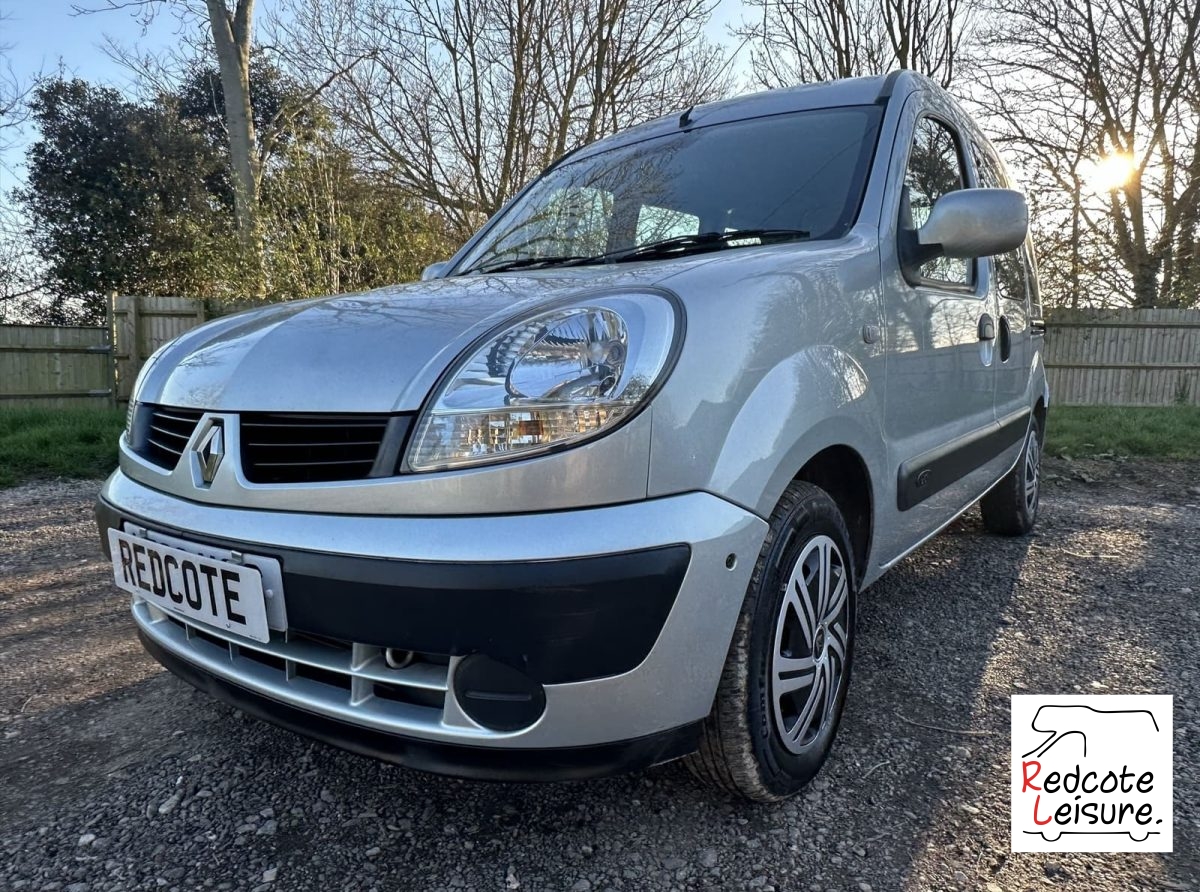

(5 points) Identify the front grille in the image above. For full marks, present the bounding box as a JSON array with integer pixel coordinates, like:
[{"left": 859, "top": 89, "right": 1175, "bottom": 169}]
[
  {"left": 129, "top": 405, "right": 411, "bottom": 483},
  {"left": 133, "top": 405, "right": 204, "bottom": 470},
  {"left": 135, "top": 600, "right": 451, "bottom": 727},
  {"left": 240, "top": 413, "right": 407, "bottom": 484}
]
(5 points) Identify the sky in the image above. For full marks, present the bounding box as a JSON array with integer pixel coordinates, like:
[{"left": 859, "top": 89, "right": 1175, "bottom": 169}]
[
  {"left": 1, "top": 0, "right": 183, "bottom": 190},
  {"left": 0, "top": 0, "right": 749, "bottom": 198}
]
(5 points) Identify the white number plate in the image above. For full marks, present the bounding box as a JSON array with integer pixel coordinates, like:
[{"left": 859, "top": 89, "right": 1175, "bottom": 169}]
[{"left": 108, "top": 528, "right": 271, "bottom": 642}]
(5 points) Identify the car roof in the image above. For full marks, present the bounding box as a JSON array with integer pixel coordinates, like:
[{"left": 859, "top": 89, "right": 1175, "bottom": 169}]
[{"left": 565, "top": 72, "right": 926, "bottom": 166}]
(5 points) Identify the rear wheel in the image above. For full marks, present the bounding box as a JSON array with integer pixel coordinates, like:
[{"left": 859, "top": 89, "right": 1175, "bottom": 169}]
[
  {"left": 981, "top": 413, "right": 1042, "bottom": 536},
  {"left": 685, "top": 481, "right": 857, "bottom": 801}
]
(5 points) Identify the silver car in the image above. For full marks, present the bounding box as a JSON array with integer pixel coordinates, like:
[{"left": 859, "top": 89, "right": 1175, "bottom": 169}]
[{"left": 97, "top": 71, "right": 1047, "bottom": 801}]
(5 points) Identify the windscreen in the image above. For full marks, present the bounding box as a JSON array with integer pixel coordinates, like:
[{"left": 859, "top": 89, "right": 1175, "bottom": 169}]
[{"left": 457, "top": 104, "right": 884, "bottom": 274}]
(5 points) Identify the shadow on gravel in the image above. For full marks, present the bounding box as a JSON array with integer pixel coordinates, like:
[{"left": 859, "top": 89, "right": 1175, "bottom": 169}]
[{"left": 839, "top": 512, "right": 1036, "bottom": 889}]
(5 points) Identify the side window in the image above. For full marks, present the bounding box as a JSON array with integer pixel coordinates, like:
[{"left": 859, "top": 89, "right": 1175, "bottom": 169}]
[{"left": 902, "top": 117, "right": 970, "bottom": 286}]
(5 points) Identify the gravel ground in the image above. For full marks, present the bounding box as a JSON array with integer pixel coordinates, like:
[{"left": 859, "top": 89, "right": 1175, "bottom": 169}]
[{"left": 0, "top": 461, "right": 1197, "bottom": 892}]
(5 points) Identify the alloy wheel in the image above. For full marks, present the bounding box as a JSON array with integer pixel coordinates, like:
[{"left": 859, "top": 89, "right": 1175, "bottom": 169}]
[
  {"left": 771, "top": 534, "right": 850, "bottom": 754},
  {"left": 1024, "top": 430, "right": 1041, "bottom": 513}
]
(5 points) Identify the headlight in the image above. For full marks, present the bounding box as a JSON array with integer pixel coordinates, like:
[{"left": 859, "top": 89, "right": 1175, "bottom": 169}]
[{"left": 406, "top": 293, "right": 679, "bottom": 471}]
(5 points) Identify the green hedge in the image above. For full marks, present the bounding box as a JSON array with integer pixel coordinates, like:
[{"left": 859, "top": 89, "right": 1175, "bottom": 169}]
[{"left": 0, "top": 408, "right": 126, "bottom": 488}]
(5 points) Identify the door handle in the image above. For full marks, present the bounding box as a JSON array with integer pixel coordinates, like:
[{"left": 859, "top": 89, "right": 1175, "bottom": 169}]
[{"left": 978, "top": 314, "right": 996, "bottom": 341}]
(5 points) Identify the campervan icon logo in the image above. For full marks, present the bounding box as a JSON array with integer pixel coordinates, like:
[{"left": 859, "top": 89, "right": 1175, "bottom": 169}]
[{"left": 1011, "top": 695, "right": 1173, "bottom": 852}]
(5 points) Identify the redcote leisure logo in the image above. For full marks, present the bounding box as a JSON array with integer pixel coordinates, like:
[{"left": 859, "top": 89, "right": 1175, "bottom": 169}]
[{"left": 1011, "top": 695, "right": 1173, "bottom": 852}]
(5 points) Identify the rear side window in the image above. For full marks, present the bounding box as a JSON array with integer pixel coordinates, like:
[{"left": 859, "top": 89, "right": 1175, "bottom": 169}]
[
  {"left": 1021, "top": 241, "right": 1043, "bottom": 319},
  {"left": 973, "top": 144, "right": 1008, "bottom": 190},
  {"left": 902, "top": 118, "right": 971, "bottom": 286},
  {"left": 991, "top": 248, "right": 1027, "bottom": 304},
  {"left": 973, "top": 141, "right": 1042, "bottom": 317},
  {"left": 974, "top": 142, "right": 1027, "bottom": 303}
]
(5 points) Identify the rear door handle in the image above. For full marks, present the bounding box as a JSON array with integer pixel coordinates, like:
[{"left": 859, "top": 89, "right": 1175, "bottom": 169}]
[{"left": 978, "top": 314, "right": 996, "bottom": 341}]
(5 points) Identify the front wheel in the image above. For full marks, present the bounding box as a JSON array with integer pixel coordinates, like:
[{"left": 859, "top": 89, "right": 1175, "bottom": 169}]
[
  {"left": 980, "top": 413, "right": 1042, "bottom": 536},
  {"left": 685, "top": 481, "right": 857, "bottom": 801}
]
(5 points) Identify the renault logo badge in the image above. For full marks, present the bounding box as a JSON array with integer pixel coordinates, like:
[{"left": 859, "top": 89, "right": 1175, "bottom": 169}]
[{"left": 195, "top": 423, "right": 225, "bottom": 485}]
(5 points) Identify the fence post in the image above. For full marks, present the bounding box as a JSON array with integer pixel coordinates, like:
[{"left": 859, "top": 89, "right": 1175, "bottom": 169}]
[
  {"left": 107, "top": 292, "right": 118, "bottom": 407},
  {"left": 128, "top": 294, "right": 142, "bottom": 403}
]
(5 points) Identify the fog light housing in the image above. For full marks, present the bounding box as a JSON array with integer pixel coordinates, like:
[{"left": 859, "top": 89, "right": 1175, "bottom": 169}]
[{"left": 452, "top": 654, "right": 547, "bottom": 732}]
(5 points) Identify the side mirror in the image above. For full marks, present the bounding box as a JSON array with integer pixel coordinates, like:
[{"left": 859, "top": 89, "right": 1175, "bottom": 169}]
[
  {"left": 916, "top": 188, "right": 1028, "bottom": 260},
  {"left": 421, "top": 261, "right": 451, "bottom": 281}
]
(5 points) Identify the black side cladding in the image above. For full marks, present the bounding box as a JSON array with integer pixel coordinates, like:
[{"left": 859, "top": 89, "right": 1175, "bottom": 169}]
[{"left": 896, "top": 408, "right": 1031, "bottom": 511}]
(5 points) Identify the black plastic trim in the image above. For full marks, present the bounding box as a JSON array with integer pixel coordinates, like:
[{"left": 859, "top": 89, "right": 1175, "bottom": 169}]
[
  {"left": 896, "top": 408, "right": 1031, "bottom": 511},
  {"left": 97, "top": 498, "right": 691, "bottom": 685},
  {"left": 138, "top": 630, "right": 701, "bottom": 782},
  {"left": 875, "top": 69, "right": 906, "bottom": 104}
]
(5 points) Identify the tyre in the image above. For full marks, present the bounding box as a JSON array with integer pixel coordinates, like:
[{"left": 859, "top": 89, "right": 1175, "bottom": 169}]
[
  {"left": 685, "top": 481, "right": 857, "bottom": 801},
  {"left": 980, "top": 413, "right": 1042, "bottom": 536}
]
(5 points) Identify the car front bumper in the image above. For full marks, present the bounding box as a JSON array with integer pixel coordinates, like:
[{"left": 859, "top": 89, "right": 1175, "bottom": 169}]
[{"left": 97, "top": 471, "right": 767, "bottom": 779}]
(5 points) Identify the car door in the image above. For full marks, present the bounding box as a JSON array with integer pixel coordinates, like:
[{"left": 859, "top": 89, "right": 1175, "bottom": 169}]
[{"left": 878, "top": 105, "right": 1001, "bottom": 557}]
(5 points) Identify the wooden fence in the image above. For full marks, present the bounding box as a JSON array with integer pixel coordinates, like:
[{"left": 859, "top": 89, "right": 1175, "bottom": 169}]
[
  {"left": 1044, "top": 308, "right": 1200, "bottom": 406},
  {"left": 110, "top": 295, "right": 208, "bottom": 403},
  {"left": 3, "top": 299, "right": 1198, "bottom": 409},
  {"left": 0, "top": 324, "right": 113, "bottom": 408},
  {"left": 0, "top": 296, "right": 208, "bottom": 409}
]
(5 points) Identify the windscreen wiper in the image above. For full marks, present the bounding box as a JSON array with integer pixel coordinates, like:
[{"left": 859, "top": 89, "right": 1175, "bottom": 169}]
[
  {"left": 594, "top": 228, "right": 812, "bottom": 264},
  {"left": 468, "top": 228, "right": 811, "bottom": 274},
  {"left": 466, "top": 254, "right": 596, "bottom": 274}
]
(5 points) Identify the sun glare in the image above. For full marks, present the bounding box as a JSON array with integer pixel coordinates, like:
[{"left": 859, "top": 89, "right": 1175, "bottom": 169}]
[{"left": 1083, "top": 153, "right": 1136, "bottom": 193}]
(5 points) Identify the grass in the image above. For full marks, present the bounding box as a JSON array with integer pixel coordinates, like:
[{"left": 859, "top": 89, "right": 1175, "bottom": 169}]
[
  {"left": 0, "top": 405, "right": 1196, "bottom": 489},
  {"left": 1045, "top": 405, "right": 1200, "bottom": 460},
  {"left": 0, "top": 407, "right": 126, "bottom": 488}
]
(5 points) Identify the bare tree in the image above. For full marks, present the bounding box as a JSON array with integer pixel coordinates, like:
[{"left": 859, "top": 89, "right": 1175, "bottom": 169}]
[
  {"left": 278, "top": 0, "right": 731, "bottom": 239},
  {"left": 976, "top": 0, "right": 1200, "bottom": 308},
  {"left": 0, "top": 8, "right": 33, "bottom": 152},
  {"left": 736, "top": 0, "right": 970, "bottom": 89},
  {"left": 0, "top": 8, "right": 41, "bottom": 319},
  {"left": 202, "top": 0, "right": 258, "bottom": 243}
]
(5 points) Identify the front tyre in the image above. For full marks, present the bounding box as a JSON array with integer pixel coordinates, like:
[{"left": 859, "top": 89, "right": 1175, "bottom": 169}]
[
  {"left": 685, "top": 482, "right": 857, "bottom": 801},
  {"left": 980, "top": 413, "right": 1042, "bottom": 536}
]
